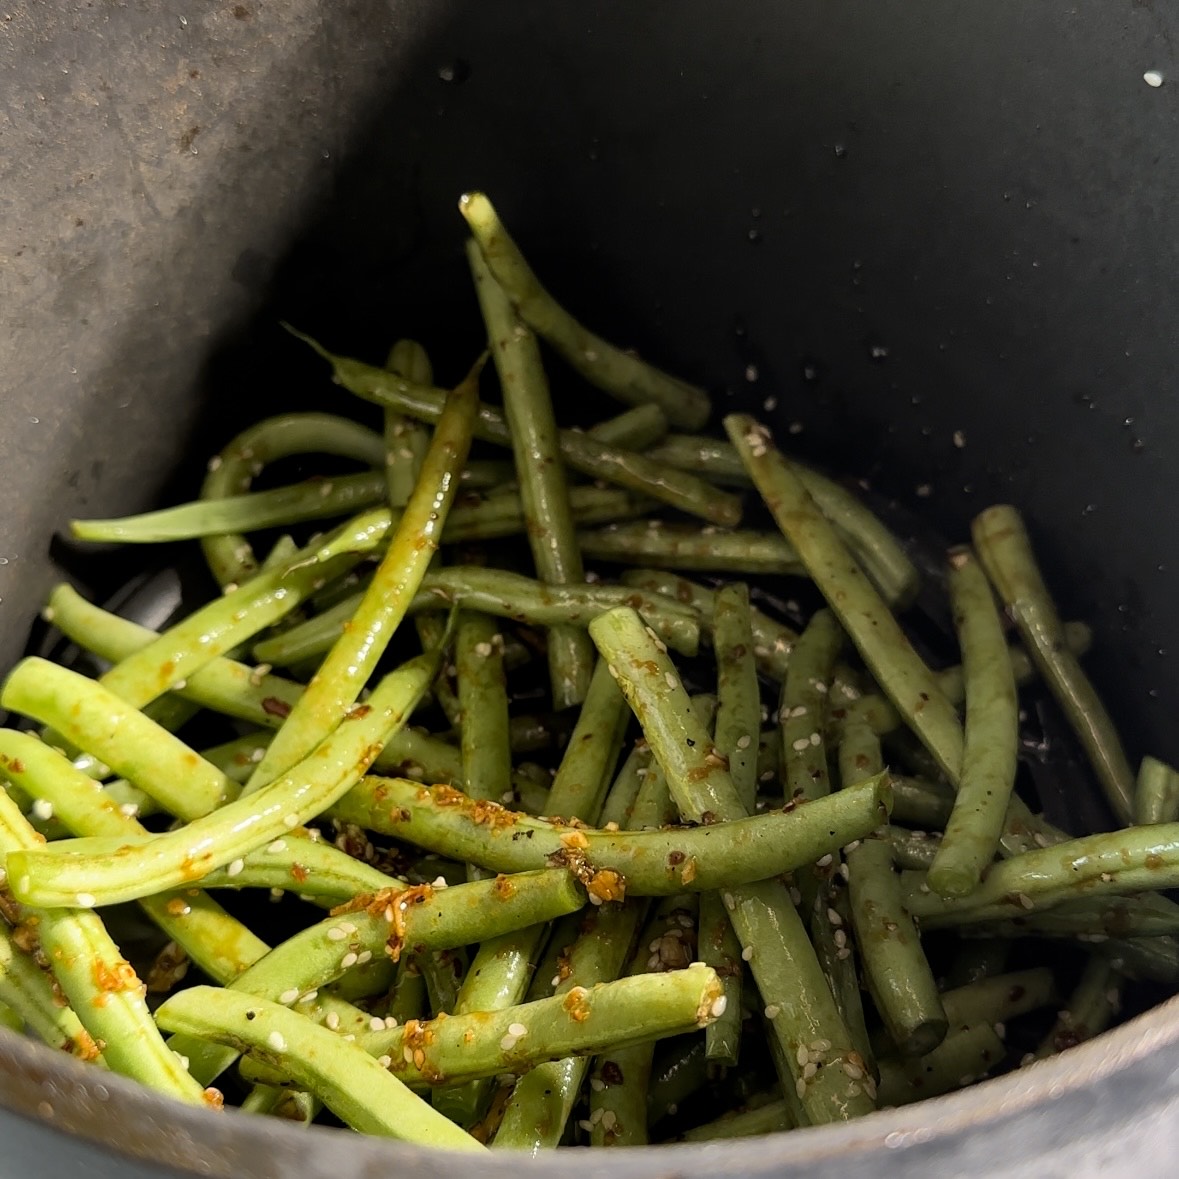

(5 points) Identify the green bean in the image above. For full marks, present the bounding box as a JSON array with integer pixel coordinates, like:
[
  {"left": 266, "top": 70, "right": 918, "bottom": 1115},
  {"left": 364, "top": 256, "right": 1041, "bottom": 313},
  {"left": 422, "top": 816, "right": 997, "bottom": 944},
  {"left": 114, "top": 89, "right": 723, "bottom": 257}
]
[
  {"left": 388, "top": 955, "right": 428, "bottom": 1023},
  {"left": 903, "top": 821, "right": 1179, "bottom": 928},
  {"left": 289, "top": 328, "right": 741, "bottom": 526},
  {"left": 890, "top": 776, "right": 956, "bottom": 829},
  {"left": 943, "top": 968, "right": 1058, "bottom": 1030},
  {"left": 647, "top": 1037, "right": 709, "bottom": 1126},
  {"left": 0, "top": 789, "right": 208, "bottom": 1103},
  {"left": 1094, "top": 936, "right": 1179, "bottom": 985},
  {"left": 1135, "top": 755, "right": 1179, "bottom": 826},
  {"left": 678, "top": 1099, "right": 795, "bottom": 1141},
  {"left": 491, "top": 899, "right": 649, "bottom": 1149},
  {"left": 329, "top": 773, "right": 889, "bottom": 897},
  {"left": 889, "top": 828, "right": 942, "bottom": 870},
  {"left": 245, "top": 369, "right": 478, "bottom": 793},
  {"left": 254, "top": 568, "right": 702, "bottom": 666},
  {"left": 587, "top": 404, "right": 670, "bottom": 451},
  {"left": 469, "top": 239, "right": 594, "bottom": 708},
  {"left": 198, "top": 412, "right": 387, "bottom": 587},
  {"left": 644, "top": 437, "right": 920, "bottom": 608},
  {"left": 543, "top": 658, "right": 629, "bottom": 822},
  {"left": 929, "top": 548, "right": 1019, "bottom": 898},
  {"left": 596, "top": 743, "right": 651, "bottom": 830},
  {"left": 72, "top": 471, "right": 388, "bottom": 545},
  {"left": 628, "top": 757, "right": 678, "bottom": 832},
  {"left": 579, "top": 522, "right": 805, "bottom": 577},
  {"left": 698, "top": 889, "right": 742, "bottom": 1067},
  {"left": 455, "top": 612, "right": 512, "bottom": 806},
  {"left": 97, "top": 509, "right": 387, "bottom": 708},
  {"left": 781, "top": 610, "right": 842, "bottom": 803},
  {"left": 8, "top": 654, "right": 435, "bottom": 908},
  {"left": 713, "top": 583, "right": 760, "bottom": 811},
  {"left": 589, "top": 896, "right": 698, "bottom": 1144},
  {"left": 588, "top": 606, "right": 878, "bottom": 1123},
  {"left": 458, "top": 192, "right": 710, "bottom": 430},
  {"left": 383, "top": 338, "right": 433, "bottom": 508},
  {"left": 726, "top": 414, "right": 964, "bottom": 782},
  {"left": 0, "top": 923, "right": 103, "bottom": 1062},
  {"left": 963, "top": 896, "right": 1179, "bottom": 940},
  {"left": 420, "top": 948, "right": 467, "bottom": 1017},
  {"left": 847, "top": 833, "right": 946, "bottom": 1057},
  {"left": 448, "top": 485, "right": 653, "bottom": 540},
  {"left": 2, "top": 660, "right": 238, "bottom": 819},
  {"left": 156, "top": 987, "right": 483, "bottom": 1149},
  {"left": 973, "top": 504, "right": 1134, "bottom": 823},
  {"left": 944, "top": 940, "right": 1012, "bottom": 989},
  {"left": 617, "top": 570, "right": 798, "bottom": 681},
  {"left": 876, "top": 1023, "right": 1005, "bottom": 1107},
  {"left": 1034, "top": 957, "right": 1119, "bottom": 1061}
]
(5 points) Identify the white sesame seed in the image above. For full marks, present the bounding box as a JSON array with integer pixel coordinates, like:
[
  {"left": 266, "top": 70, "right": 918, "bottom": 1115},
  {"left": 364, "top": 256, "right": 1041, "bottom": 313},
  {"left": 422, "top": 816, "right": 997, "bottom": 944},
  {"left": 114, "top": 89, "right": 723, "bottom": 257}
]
[
  {"left": 590, "top": 1077, "right": 605, "bottom": 1092},
  {"left": 369, "top": 1016, "right": 385, "bottom": 1032},
  {"left": 792, "top": 737, "right": 810, "bottom": 752},
  {"left": 994, "top": 1022, "right": 1007, "bottom": 1039},
  {"left": 736, "top": 734, "right": 751, "bottom": 750},
  {"left": 356, "top": 950, "right": 373, "bottom": 965},
  {"left": 802, "top": 1062, "right": 818, "bottom": 1079},
  {"left": 827, "top": 908, "right": 843, "bottom": 926},
  {"left": 508, "top": 1022, "right": 528, "bottom": 1038},
  {"left": 952, "top": 430, "right": 966, "bottom": 448},
  {"left": 796, "top": 1078, "right": 808, "bottom": 1099},
  {"left": 327, "top": 927, "right": 348, "bottom": 942},
  {"left": 600, "top": 1110, "right": 618, "bottom": 1131},
  {"left": 31, "top": 799, "right": 53, "bottom": 821},
  {"left": 834, "top": 929, "right": 847, "bottom": 948},
  {"left": 378, "top": 1054, "right": 392, "bottom": 1068},
  {"left": 267, "top": 840, "right": 288, "bottom": 854},
  {"left": 250, "top": 747, "right": 265, "bottom": 763},
  {"left": 709, "top": 995, "right": 728, "bottom": 1019},
  {"left": 340, "top": 952, "right": 358, "bottom": 969},
  {"left": 431, "top": 875, "right": 449, "bottom": 889},
  {"left": 1017, "top": 893, "right": 1035, "bottom": 910},
  {"left": 119, "top": 802, "right": 139, "bottom": 817},
  {"left": 283, "top": 814, "right": 300, "bottom": 828},
  {"left": 764, "top": 1004, "right": 781, "bottom": 1020},
  {"left": 499, "top": 1034, "right": 518, "bottom": 1052},
  {"left": 267, "top": 1031, "right": 287, "bottom": 1053},
  {"left": 664, "top": 672, "right": 677, "bottom": 689},
  {"left": 797, "top": 1045, "right": 810, "bottom": 1066},
  {"left": 741, "top": 946, "right": 754, "bottom": 961},
  {"left": 578, "top": 1119, "right": 594, "bottom": 1133},
  {"left": 809, "top": 732, "right": 821, "bottom": 747},
  {"left": 844, "top": 1060, "right": 864, "bottom": 1080},
  {"left": 226, "top": 858, "right": 244, "bottom": 877},
  {"left": 279, "top": 988, "right": 299, "bottom": 1005},
  {"left": 75, "top": 893, "right": 96, "bottom": 908},
  {"left": 789, "top": 886, "right": 803, "bottom": 905},
  {"left": 299, "top": 991, "right": 318, "bottom": 1004},
  {"left": 325, "top": 1012, "right": 340, "bottom": 1031},
  {"left": 474, "top": 641, "right": 493, "bottom": 657},
  {"left": 816, "top": 854, "right": 833, "bottom": 868},
  {"left": 722, "top": 892, "right": 736, "bottom": 911},
  {"left": 1144, "top": 70, "right": 1164, "bottom": 87},
  {"left": 836, "top": 947, "right": 851, "bottom": 960}
]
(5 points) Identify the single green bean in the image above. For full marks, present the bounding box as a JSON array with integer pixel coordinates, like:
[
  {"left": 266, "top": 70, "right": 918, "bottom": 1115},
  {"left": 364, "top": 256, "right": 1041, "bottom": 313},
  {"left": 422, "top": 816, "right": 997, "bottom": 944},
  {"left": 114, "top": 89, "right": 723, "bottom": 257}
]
[
  {"left": 587, "top": 404, "right": 669, "bottom": 451},
  {"left": 198, "top": 412, "right": 386, "bottom": 587},
  {"left": 589, "top": 606, "right": 878, "bottom": 1124},
  {"left": 1034, "top": 957, "right": 1119, "bottom": 1060},
  {"left": 596, "top": 743, "right": 651, "bottom": 830},
  {"left": 156, "top": 987, "right": 483, "bottom": 1148},
  {"left": 644, "top": 437, "right": 920, "bottom": 608},
  {"left": 288, "top": 328, "right": 741, "bottom": 526},
  {"left": 713, "top": 583, "right": 760, "bottom": 811},
  {"left": 330, "top": 773, "right": 889, "bottom": 897},
  {"left": 8, "top": 655, "right": 434, "bottom": 908},
  {"left": 1135, "top": 755, "right": 1179, "bottom": 826},
  {"left": 876, "top": 1023, "right": 1005, "bottom": 1107},
  {"left": 459, "top": 192, "right": 710, "bottom": 430},
  {"left": 973, "top": 505, "right": 1134, "bottom": 823},
  {"left": 543, "top": 658, "right": 629, "bottom": 822},
  {"left": 254, "top": 568, "right": 702, "bottom": 665},
  {"left": 725, "top": 414, "right": 963, "bottom": 782},
  {"left": 97, "top": 508, "right": 387, "bottom": 708},
  {"left": 904, "top": 821, "right": 1179, "bottom": 928},
  {"left": 647, "top": 1037, "right": 709, "bottom": 1127},
  {"left": 890, "top": 828, "right": 942, "bottom": 870},
  {"left": 388, "top": 955, "right": 428, "bottom": 1023},
  {"left": 73, "top": 471, "right": 388, "bottom": 545},
  {"left": 929, "top": 548, "right": 1019, "bottom": 898},
  {"left": 246, "top": 368, "right": 478, "bottom": 792},
  {"left": 678, "top": 1099, "right": 795, "bottom": 1142},
  {"left": 944, "top": 968, "right": 1058, "bottom": 1030},
  {"left": 455, "top": 612, "right": 512, "bottom": 805},
  {"left": 469, "top": 239, "right": 594, "bottom": 708},
  {"left": 579, "top": 522, "right": 805, "bottom": 576},
  {"left": 891, "top": 776, "right": 956, "bottom": 829},
  {"left": 781, "top": 609, "right": 842, "bottom": 803},
  {"left": 699, "top": 889, "right": 742, "bottom": 1067},
  {"left": 945, "top": 940, "right": 1012, "bottom": 989},
  {"left": 383, "top": 338, "right": 433, "bottom": 508},
  {"left": 2, "top": 659, "right": 237, "bottom": 819}
]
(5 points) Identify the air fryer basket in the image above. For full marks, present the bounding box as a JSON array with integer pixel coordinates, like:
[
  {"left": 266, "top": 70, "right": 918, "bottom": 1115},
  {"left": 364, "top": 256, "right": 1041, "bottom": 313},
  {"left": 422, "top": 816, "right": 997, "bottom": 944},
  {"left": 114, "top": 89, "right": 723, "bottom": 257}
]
[{"left": 2, "top": 1, "right": 1179, "bottom": 1175}]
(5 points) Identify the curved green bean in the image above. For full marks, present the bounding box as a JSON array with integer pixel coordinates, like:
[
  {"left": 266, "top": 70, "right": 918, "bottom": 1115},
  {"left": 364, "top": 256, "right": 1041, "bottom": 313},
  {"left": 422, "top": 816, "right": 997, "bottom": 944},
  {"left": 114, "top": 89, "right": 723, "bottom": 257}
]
[
  {"left": 725, "top": 414, "right": 963, "bottom": 782},
  {"left": 8, "top": 654, "right": 435, "bottom": 908},
  {"left": 929, "top": 548, "right": 1019, "bottom": 898},
  {"left": 459, "top": 192, "right": 711, "bottom": 430},
  {"left": 329, "top": 773, "right": 890, "bottom": 897},
  {"left": 973, "top": 505, "right": 1134, "bottom": 823},
  {"left": 469, "top": 238, "right": 594, "bottom": 708}
]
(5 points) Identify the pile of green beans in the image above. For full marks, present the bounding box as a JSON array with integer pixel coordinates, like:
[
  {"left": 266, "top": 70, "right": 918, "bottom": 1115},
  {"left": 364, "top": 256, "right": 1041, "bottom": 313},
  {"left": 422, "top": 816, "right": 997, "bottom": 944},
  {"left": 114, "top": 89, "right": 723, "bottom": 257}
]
[{"left": 2, "top": 191, "right": 1174, "bottom": 1150}]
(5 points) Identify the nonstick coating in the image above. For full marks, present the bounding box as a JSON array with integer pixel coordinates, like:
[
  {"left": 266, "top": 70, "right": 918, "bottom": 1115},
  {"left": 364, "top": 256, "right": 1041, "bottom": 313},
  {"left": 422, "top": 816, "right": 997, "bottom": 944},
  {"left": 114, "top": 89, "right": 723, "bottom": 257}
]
[{"left": 2, "top": 1, "right": 1179, "bottom": 1175}]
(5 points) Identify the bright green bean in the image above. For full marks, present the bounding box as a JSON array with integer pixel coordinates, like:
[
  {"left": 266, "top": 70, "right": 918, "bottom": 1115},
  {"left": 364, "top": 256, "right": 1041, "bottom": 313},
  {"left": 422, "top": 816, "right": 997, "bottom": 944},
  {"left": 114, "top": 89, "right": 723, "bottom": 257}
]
[
  {"left": 713, "top": 583, "right": 760, "bottom": 811},
  {"left": 725, "top": 414, "right": 963, "bottom": 782},
  {"left": 198, "top": 412, "right": 386, "bottom": 587},
  {"left": 929, "top": 547, "right": 1019, "bottom": 898},
  {"left": 469, "top": 238, "right": 594, "bottom": 708},
  {"left": 288, "top": 328, "right": 741, "bottom": 526},
  {"left": 1135, "top": 755, "right": 1179, "bottom": 826},
  {"left": 596, "top": 743, "right": 651, "bottom": 830},
  {"left": 246, "top": 368, "right": 478, "bottom": 792},
  {"left": 383, "top": 338, "right": 434, "bottom": 508},
  {"left": 973, "top": 504, "right": 1134, "bottom": 823},
  {"left": 455, "top": 612, "right": 512, "bottom": 805},
  {"left": 459, "top": 192, "right": 711, "bottom": 430},
  {"left": 253, "top": 568, "right": 702, "bottom": 666},
  {"left": 8, "top": 655, "right": 435, "bottom": 908},
  {"left": 329, "top": 773, "right": 889, "bottom": 897},
  {"left": 155, "top": 987, "right": 483, "bottom": 1148},
  {"left": 579, "top": 522, "right": 805, "bottom": 576}
]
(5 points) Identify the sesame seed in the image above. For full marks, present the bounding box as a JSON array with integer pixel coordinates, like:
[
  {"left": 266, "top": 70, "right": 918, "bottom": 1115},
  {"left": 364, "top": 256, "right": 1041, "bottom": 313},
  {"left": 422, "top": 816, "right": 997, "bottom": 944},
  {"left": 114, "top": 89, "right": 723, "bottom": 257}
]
[
  {"left": 836, "top": 947, "right": 851, "bottom": 960},
  {"left": 119, "top": 803, "right": 139, "bottom": 817},
  {"left": 279, "top": 988, "right": 299, "bottom": 1005},
  {"left": 994, "top": 1022, "right": 1006, "bottom": 1039},
  {"left": 1144, "top": 69, "right": 1164, "bottom": 87},
  {"left": 75, "top": 893, "right": 96, "bottom": 908},
  {"left": 431, "top": 876, "right": 449, "bottom": 889},
  {"left": 1033, "top": 832, "right": 1050, "bottom": 848},
  {"left": 340, "top": 952, "right": 359, "bottom": 969},
  {"left": 590, "top": 1077, "right": 606, "bottom": 1092},
  {"left": 31, "top": 799, "right": 53, "bottom": 821},
  {"left": 403, "top": 1047, "right": 415, "bottom": 1064},
  {"left": 764, "top": 1004, "right": 781, "bottom": 1020},
  {"left": 600, "top": 1110, "right": 617, "bottom": 1131},
  {"left": 267, "top": 1031, "right": 287, "bottom": 1053},
  {"left": 802, "top": 1062, "right": 818, "bottom": 1079},
  {"left": 590, "top": 1108, "right": 605, "bottom": 1126},
  {"left": 325, "top": 1012, "right": 340, "bottom": 1031},
  {"left": 356, "top": 950, "right": 373, "bottom": 965},
  {"left": 741, "top": 946, "right": 754, "bottom": 961},
  {"left": 722, "top": 892, "right": 736, "bottom": 911},
  {"left": 953, "top": 430, "right": 966, "bottom": 448},
  {"left": 796, "top": 1078, "right": 808, "bottom": 1099},
  {"left": 797, "top": 1045, "right": 810, "bottom": 1066},
  {"left": 378, "top": 1055, "right": 392, "bottom": 1068},
  {"left": 578, "top": 1119, "right": 594, "bottom": 1133},
  {"left": 844, "top": 1061, "right": 864, "bottom": 1080},
  {"left": 299, "top": 991, "right": 318, "bottom": 1004},
  {"left": 327, "top": 926, "right": 348, "bottom": 941},
  {"left": 827, "top": 908, "right": 843, "bottom": 926},
  {"left": 816, "top": 854, "right": 833, "bottom": 868},
  {"left": 508, "top": 1022, "right": 528, "bottom": 1037},
  {"left": 736, "top": 734, "right": 751, "bottom": 750},
  {"left": 283, "top": 814, "right": 300, "bottom": 828},
  {"left": 369, "top": 1017, "right": 385, "bottom": 1032},
  {"left": 474, "top": 641, "right": 492, "bottom": 657},
  {"left": 834, "top": 930, "right": 847, "bottom": 948},
  {"left": 267, "top": 840, "right": 288, "bottom": 854},
  {"left": 709, "top": 996, "right": 728, "bottom": 1019},
  {"left": 664, "top": 672, "right": 677, "bottom": 689},
  {"left": 1017, "top": 893, "right": 1035, "bottom": 910},
  {"left": 226, "top": 858, "right": 244, "bottom": 877},
  {"left": 792, "top": 737, "right": 810, "bottom": 752}
]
